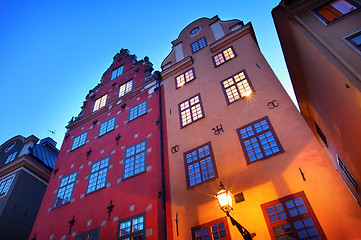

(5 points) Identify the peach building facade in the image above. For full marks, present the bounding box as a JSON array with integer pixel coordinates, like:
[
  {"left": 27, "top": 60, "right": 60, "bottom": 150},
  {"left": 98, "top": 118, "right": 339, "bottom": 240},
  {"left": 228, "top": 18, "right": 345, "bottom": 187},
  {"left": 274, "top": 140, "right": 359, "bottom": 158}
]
[
  {"left": 273, "top": 0, "right": 361, "bottom": 205},
  {"left": 161, "top": 16, "right": 361, "bottom": 240}
]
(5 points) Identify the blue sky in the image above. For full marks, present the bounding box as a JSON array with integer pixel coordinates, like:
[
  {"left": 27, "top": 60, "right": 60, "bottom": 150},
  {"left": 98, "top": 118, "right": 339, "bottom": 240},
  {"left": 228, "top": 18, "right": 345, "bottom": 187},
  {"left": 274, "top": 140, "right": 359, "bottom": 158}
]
[{"left": 0, "top": 0, "right": 295, "bottom": 148}]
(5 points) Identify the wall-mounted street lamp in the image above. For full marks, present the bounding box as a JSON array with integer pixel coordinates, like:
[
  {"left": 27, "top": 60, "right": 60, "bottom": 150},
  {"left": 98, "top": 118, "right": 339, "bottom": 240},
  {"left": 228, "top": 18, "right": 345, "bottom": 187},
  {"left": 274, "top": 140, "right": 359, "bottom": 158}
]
[{"left": 215, "top": 182, "right": 253, "bottom": 240}]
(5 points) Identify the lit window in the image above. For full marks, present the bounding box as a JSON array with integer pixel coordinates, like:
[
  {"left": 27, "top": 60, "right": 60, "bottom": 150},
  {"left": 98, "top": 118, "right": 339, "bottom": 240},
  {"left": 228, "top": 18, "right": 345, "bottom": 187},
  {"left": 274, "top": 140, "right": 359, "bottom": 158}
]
[
  {"left": 0, "top": 175, "right": 15, "bottom": 197},
  {"left": 129, "top": 100, "right": 147, "bottom": 121},
  {"left": 179, "top": 93, "right": 204, "bottom": 128},
  {"left": 75, "top": 228, "right": 100, "bottom": 240},
  {"left": 175, "top": 68, "right": 196, "bottom": 88},
  {"left": 117, "top": 213, "right": 145, "bottom": 240},
  {"left": 220, "top": 70, "right": 254, "bottom": 104},
  {"left": 87, "top": 157, "right": 109, "bottom": 194},
  {"left": 53, "top": 172, "right": 77, "bottom": 208},
  {"left": 191, "top": 217, "right": 230, "bottom": 240},
  {"left": 99, "top": 117, "right": 116, "bottom": 137},
  {"left": 5, "top": 152, "right": 17, "bottom": 165},
  {"left": 314, "top": 0, "right": 360, "bottom": 24},
  {"left": 93, "top": 94, "right": 107, "bottom": 112},
  {"left": 184, "top": 142, "right": 218, "bottom": 188},
  {"left": 71, "top": 132, "right": 88, "bottom": 150},
  {"left": 346, "top": 31, "right": 361, "bottom": 51},
  {"left": 111, "top": 65, "right": 124, "bottom": 80},
  {"left": 337, "top": 155, "right": 357, "bottom": 189},
  {"left": 213, "top": 46, "right": 236, "bottom": 66},
  {"left": 191, "top": 37, "right": 207, "bottom": 53},
  {"left": 123, "top": 140, "right": 147, "bottom": 179},
  {"left": 261, "top": 192, "right": 326, "bottom": 240},
  {"left": 237, "top": 116, "right": 284, "bottom": 164},
  {"left": 119, "top": 80, "right": 133, "bottom": 97}
]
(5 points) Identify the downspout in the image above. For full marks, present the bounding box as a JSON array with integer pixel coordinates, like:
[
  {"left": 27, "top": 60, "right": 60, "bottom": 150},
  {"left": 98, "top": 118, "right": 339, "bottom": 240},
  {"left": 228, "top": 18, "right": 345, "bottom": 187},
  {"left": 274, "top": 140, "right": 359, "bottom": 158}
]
[{"left": 154, "top": 70, "right": 167, "bottom": 240}]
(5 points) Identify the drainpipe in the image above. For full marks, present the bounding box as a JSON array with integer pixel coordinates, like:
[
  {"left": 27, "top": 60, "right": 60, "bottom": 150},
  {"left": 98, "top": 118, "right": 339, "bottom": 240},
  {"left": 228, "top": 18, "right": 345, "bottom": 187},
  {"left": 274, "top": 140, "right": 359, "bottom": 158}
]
[{"left": 154, "top": 70, "right": 167, "bottom": 240}]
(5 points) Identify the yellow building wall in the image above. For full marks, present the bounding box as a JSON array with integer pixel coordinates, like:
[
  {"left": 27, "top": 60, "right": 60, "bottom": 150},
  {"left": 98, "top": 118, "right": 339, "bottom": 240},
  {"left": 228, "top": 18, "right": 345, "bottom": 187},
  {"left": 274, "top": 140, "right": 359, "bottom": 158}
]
[{"left": 162, "top": 17, "right": 361, "bottom": 240}]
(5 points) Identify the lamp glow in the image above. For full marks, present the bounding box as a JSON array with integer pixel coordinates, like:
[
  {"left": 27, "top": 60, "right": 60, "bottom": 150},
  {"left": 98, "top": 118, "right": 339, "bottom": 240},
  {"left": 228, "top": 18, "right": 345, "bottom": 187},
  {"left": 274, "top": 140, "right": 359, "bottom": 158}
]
[{"left": 215, "top": 182, "right": 233, "bottom": 213}]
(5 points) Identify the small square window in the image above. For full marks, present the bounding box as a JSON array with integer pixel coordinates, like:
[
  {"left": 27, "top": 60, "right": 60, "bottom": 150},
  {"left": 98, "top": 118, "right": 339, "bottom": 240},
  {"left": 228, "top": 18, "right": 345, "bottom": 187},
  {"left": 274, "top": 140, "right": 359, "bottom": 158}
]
[
  {"left": 98, "top": 117, "right": 116, "bottom": 137},
  {"left": 345, "top": 30, "right": 361, "bottom": 52},
  {"left": 4, "top": 151, "right": 18, "bottom": 165},
  {"left": 71, "top": 132, "right": 88, "bottom": 150},
  {"left": 191, "top": 217, "right": 230, "bottom": 240},
  {"left": 0, "top": 175, "right": 15, "bottom": 197},
  {"left": 236, "top": 116, "right": 284, "bottom": 164},
  {"left": 123, "top": 140, "right": 147, "bottom": 179},
  {"left": 178, "top": 93, "right": 205, "bottom": 128},
  {"left": 119, "top": 79, "right": 133, "bottom": 97},
  {"left": 117, "top": 213, "right": 145, "bottom": 240},
  {"left": 86, "top": 157, "right": 110, "bottom": 194},
  {"left": 213, "top": 46, "right": 236, "bottom": 66},
  {"left": 175, "top": 68, "right": 196, "bottom": 88},
  {"left": 184, "top": 142, "right": 218, "bottom": 188},
  {"left": 53, "top": 171, "right": 77, "bottom": 208},
  {"left": 93, "top": 94, "right": 107, "bottom": 112},
  {"left": 128, "top": 100, "right": 147, "bottom": 121},
  {"left": 313, "top": 0, "right": 360, "bottom": 24},
  {"left": 220, "top": 70, "right": 255, "bottom": 104},
  {"left": 111, "top": 65, "right": 124, "bottom": 80},
  {"left": 261, "top": 192, "right": 326, "bottom": 240},
  {"left": 191, "top": 37, "right": 208, "bottom": 53},
  {"left": 75, "top": 228, "right": 100, "bottom": 240}
]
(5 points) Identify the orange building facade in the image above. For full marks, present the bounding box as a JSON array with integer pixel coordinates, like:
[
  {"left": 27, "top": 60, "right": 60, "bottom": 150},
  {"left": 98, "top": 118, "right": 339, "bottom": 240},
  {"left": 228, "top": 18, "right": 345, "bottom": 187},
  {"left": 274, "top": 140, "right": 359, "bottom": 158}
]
[
  {"left": 161, "top": 16, "right": 361, "bottom": 240},
  {"left": 272, "top": 0, "right": 361, "bottom": 205}
]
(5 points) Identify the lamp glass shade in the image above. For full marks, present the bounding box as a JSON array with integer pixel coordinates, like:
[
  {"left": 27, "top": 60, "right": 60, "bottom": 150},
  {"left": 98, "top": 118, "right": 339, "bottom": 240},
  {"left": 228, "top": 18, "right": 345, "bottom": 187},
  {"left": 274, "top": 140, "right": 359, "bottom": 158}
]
[{"left": 216, "top": 189, "right": 233, "bottom": 213}]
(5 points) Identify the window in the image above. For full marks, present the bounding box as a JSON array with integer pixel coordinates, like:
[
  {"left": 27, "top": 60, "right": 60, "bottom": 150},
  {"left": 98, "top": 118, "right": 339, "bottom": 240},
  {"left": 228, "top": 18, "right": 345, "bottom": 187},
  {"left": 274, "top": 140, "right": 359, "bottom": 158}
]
[
  {"left": 5, "top": 142, "right": 15, "bottom": 152},
  {"left": 123, "top": 140, "right": 147, "bottom": 179},
  {"left": 213, "top": 46, "right": 236, "bottom": 66},
  {"left": 53, "top": 172, "right": 77, "bottom": 208},
  {"left": 0, "top": 175, "right": 15, "bottom": 197},
  {"left": 184, "top": 142, "right": 218, "bottom": 188},
  {"left": 76, "top": 228, "right": 100, "bottom": 240},
  {"left": 175, "top": 68, "right": 196, "bottom": 88},
  {"left": 98, "top": 117, "right": 116, "bottom": 137},
  {"left": 261, "top": 192, "right": 326, "bottom": 240},
  {"left": 313, "top": 0, "right": 360, "bottom": 24},
  {"left": 315, "top": 122, "right": 327, "bottom": 147},
  {"left": 337, "top": 155, "right": 357, "bottom": 189},
  {"left": 4, "top": 152, "right": 17, "bottom": 164},
  {"left": 191, "top": 37, "right": 207, "bottom": 53},
  {"left": 119, "top": 79, "right": 133, "bottom": 97},
  {"left": 220, "top": 70, "right": 254, "bottom": 104},
  {"left": 236, "top": 116, "right": 284, "bottom": 164},
  {"left": 178, "top": 93, "right": 204, "bottom": 128},
  {"left": 191, "top": 27, "right": 199, "bottom": 35},
  {"left": 71, "top": 132, "right": 88, "bottom": 150},
  {"left": 128, "top": 100, "right": 147, "bottom": 121},
  {"left": 191, "top": 217, "right": 230, "bottom": 240},
  {"left": 93, "top": 94, "right": 107, "bottom": 112},
  {"left": 345, "top": 30, "right": 361, "bottom": 51},
  {"left": 87, "top": 157, "right": 110, "bottom": 194},
  {"left": 117, "top": 213, "right": 145, "bottom": 240},
  {"left": 111, "top": 65, "right": 124, "bottom": 80}
]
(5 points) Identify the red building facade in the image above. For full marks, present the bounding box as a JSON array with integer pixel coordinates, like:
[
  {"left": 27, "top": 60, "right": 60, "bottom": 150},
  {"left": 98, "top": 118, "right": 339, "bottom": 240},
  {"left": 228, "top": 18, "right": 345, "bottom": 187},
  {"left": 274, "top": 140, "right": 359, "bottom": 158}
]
[{"left": 30, "top": 49, "right": 168, "bottom": 240}]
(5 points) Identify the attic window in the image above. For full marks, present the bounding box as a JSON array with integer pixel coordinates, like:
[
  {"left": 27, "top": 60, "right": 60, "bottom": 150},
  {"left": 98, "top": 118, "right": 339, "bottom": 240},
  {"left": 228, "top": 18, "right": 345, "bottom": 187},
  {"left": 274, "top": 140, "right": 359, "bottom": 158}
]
[
  {"left": 5, "top": 142, "right": 15, "bottom": 152},
  {"left": 191, "top": 27, "right": 199, "bottom": 35}
]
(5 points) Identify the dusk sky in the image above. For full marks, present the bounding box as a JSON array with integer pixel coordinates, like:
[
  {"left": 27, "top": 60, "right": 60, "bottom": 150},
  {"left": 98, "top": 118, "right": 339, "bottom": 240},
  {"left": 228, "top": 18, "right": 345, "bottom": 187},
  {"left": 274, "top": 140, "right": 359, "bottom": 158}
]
[{"left": 0, "top": 0, "right": 296, "bottom": 149}]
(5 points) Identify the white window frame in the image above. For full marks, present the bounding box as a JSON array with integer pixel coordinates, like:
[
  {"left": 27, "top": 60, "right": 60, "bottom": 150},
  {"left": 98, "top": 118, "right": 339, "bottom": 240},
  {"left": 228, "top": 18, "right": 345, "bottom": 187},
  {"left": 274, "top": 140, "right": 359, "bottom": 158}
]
[
  {"left": 0, "top": 174, "right": 15, "bottom": 198},
  {"left": 86, "top": 157, "right": 110, "bottom": 194},
  {"left": 53, "top": 171, "right": 77, "bottom": 208},
  {"left": 119, "top": 79, "right": 133, "bottom": 97},
  {"left": 5, "top": 152, "right": 18, "bottom": 165},
  {"left": 111, "top": 65, "right": 124, "bottom": 80},
  {"left": 128, "top": 100, "right": 148, "bottom": 121},
  {"left": 71, "top": 132, "right": 88, "bottom": 150},
  {"left": 93, "top": 94, "right": 107, "bottom": 112},
  {"left": 98, "top": 117, "right": 116, "bottom": 137}
]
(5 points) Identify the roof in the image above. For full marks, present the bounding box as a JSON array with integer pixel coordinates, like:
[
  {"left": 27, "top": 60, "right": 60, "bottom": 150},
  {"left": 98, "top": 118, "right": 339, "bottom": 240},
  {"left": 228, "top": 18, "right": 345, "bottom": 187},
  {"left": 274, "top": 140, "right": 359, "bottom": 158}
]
[{"left": 29, "top": 137, "right": 59, "bottom": 169}]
